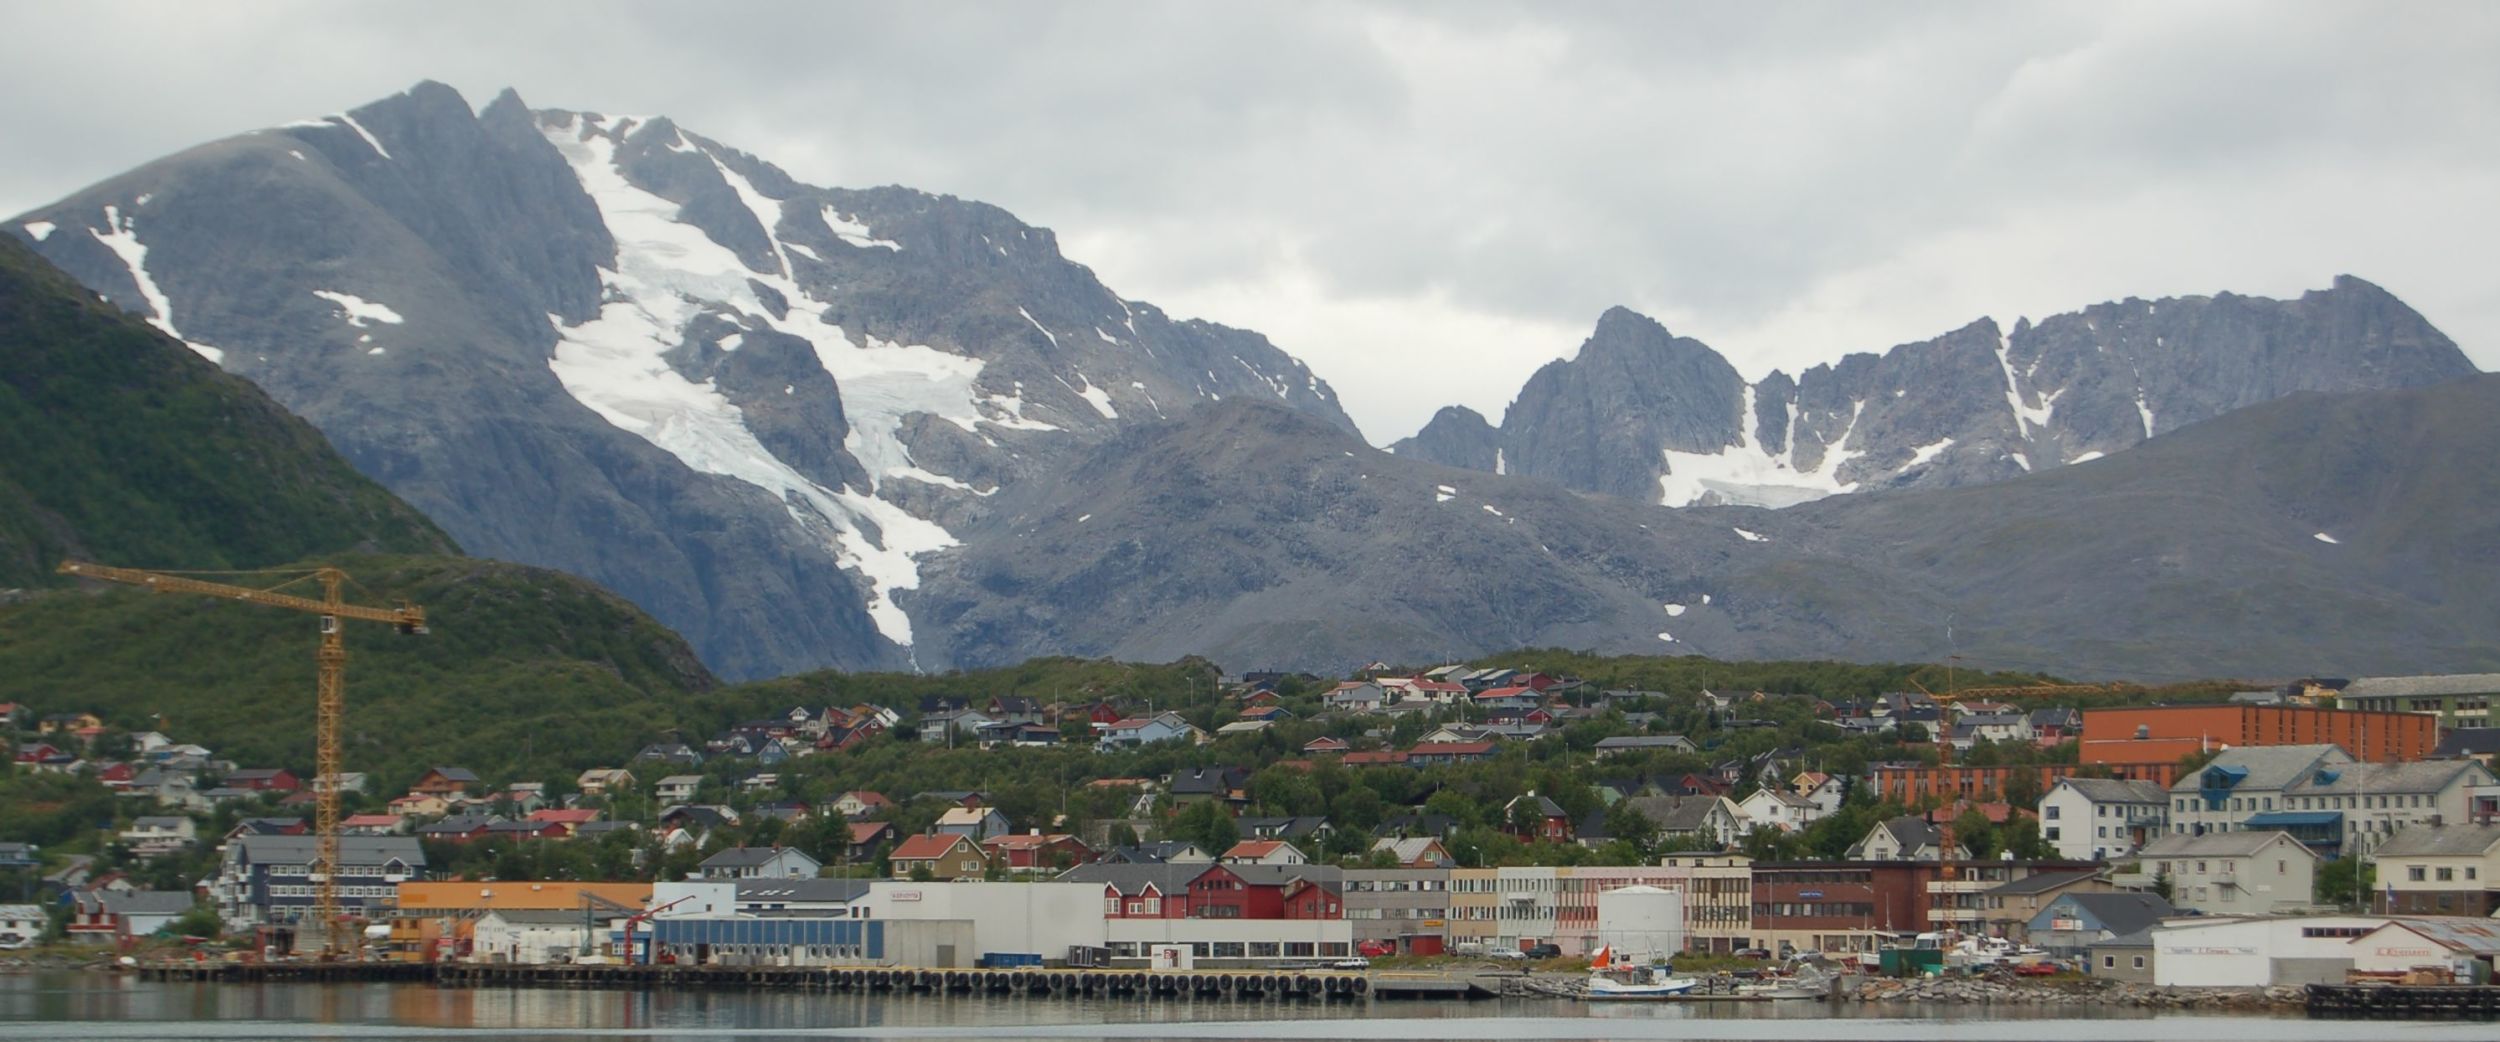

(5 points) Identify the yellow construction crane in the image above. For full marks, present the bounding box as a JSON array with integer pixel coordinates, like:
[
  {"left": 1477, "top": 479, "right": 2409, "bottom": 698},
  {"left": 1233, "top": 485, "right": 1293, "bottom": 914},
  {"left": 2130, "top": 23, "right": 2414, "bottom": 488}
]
[{"left": 58, "top": 560, "right": 425, "bottom": 957}]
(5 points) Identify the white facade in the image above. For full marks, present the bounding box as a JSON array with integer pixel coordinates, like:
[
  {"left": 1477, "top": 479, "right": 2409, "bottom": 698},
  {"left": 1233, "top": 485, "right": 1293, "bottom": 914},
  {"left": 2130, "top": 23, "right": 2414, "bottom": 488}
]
[
  {"left": 1101, "top": 916, "right": 1354, "bottom": 961},
  {"left": 473, "top": 910, "right": 596, "bottom": 964},
  {"left": 1594, "top": 885, "right": 1685, "bottom": 960},
  {"left": 1735, "top": 790, "right": 1819, "bottom": 833},
  {"left": 0, "top": 904, "right": 44, "bottom": 949},
  {"left": 2040, "top": 778, "right": 2167, "bottom": 861},
  {"left": 856, "top": 881, "right": 1108, "bottom": 958},
  {"left": 2151, "top": 916, "right": 2390, "bottom": 987},
  {"left": 2130, "top": 832, "right": 2318, "bottom": 916}
]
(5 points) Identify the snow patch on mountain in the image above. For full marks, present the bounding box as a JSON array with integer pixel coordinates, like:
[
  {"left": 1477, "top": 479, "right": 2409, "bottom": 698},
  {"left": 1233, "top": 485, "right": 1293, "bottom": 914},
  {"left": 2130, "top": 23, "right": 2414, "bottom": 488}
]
[
  {"left": 1906, "top": 437, "right": 1955, "bottom": 469},
  {"left": 824, "top": 207, "right": 900, "bottom": 251},
  {"left": 1733, "top": 527, "right": 1766, "bottom": 542},
  {"left": 1994, "top": 321, "right": 2057, "bottom": 435},
  {"left": 1657, "top": 392, "right": 1861, "bottom": 509},
  {"left": 1018, "top": 306, "right": 1058, "bottom": 348},
  {"left": 540, "top": 115, "right": 1021, "bottom": 650},
  {"left": 21, "top": 221, "right": 52, "bottom": 241},
  {"left": 311, "top": 290, "right": 405, "bottom": 328},
  {"left": 2314, "top": 532, "right": 2340, "bottom": 545},
  {"left": 86, "top": 204, "right": 221, "bottom": 363}
]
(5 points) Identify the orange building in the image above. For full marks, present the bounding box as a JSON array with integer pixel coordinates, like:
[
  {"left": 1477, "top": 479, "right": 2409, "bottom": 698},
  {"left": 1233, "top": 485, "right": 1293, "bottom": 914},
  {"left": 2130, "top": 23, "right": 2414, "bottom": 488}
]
[
  {"left": 1872, "top": 762, "right": 2175, "bottom": 804},
  {"left": 385, "top": 881, "right": 652, "bottom": 961},
  {"left": 2078, "top": 705, "right": 2437, "bottom": 767}
]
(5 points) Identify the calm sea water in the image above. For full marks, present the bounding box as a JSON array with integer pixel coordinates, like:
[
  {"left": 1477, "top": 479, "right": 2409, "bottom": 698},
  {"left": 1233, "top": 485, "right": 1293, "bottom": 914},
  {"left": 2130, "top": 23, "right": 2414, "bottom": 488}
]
[{"left": 0, "top": 973, "right": 2486, "bottom": 1042}]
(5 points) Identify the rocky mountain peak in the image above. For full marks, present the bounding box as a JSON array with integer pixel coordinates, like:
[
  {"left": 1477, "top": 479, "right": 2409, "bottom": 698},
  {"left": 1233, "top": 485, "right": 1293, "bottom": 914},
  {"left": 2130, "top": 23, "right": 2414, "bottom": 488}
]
[{"left": 1406, "top": 278, "right": 2480, "bottom": 508}]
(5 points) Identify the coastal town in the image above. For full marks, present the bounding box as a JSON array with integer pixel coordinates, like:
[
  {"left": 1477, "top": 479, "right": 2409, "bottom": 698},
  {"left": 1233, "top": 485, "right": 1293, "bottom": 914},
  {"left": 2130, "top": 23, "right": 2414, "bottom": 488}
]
[{"left": 6, "top": 667, "right": 2500, "bottom": 998}]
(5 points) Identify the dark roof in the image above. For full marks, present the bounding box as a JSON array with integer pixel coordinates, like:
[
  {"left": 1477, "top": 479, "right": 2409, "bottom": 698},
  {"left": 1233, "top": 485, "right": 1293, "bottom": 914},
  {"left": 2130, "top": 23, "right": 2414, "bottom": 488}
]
[
  {"left": 227, "top": 835, "right": 423, "bottom": 867},
  {"left": 2038, "top": 892, "right": 2176, "bottom": 937},
  {"left": 1167, "top": 767, "right": 1248, "bottom": 795},
  {"left": 1987, "top": 870, "right": 2099, "bottom": 897},
  {"left": 1375, "top": 812, "right": 1459, "bottom": 838},
  {"left": 2434, "top": 729, "right": 2500, "bottom": 758},
  {"left": 1058, "top": 862, "right": 1201, "bottom": 894},
  {"left": 700, "top": 846, "right": 818, "bottom": 868},
  {"left": 735, "top": 878, "right": 868, "bottom": 903},
  {"left": 426, "top": 767, "right": 481, "bottom": 782}
]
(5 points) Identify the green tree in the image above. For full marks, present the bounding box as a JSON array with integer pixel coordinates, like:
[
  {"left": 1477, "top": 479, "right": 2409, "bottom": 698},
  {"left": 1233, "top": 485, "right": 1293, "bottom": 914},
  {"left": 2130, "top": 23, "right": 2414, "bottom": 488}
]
[{"left": 2317, "top": 856, "right": 2375, "bottom": 908}]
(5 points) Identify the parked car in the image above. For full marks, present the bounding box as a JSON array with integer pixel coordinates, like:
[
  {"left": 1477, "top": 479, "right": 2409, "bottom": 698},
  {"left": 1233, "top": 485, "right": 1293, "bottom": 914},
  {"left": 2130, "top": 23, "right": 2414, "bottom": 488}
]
[
  {"left": 1356, "top": 940, "right": 1395, "bottom": 958},
  {"left": 2012, "top": 961, "right": 2059, "bottom": 976},
  {"left": 1484, "top": 948, "right": 1527, "bottom": 961},
  {"left": 1330, "top": 957, "right": 1370, "bottom": 970},
  {"left": 1733, "top": 947, "right": 1773, "bottom": 959},
  {"left": 1523, "top": 943, "right": 1561, "bottom": 960}
]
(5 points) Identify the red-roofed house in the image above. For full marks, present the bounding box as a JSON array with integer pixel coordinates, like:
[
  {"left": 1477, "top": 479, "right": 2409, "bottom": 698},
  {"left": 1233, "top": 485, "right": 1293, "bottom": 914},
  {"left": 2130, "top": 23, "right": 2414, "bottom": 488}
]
[
  {"left": 1406, "top": 741, "right": 1496, "bottom": 766},
  {"left": 982, "top": 832, "right": 1096, "bottom": 874},
  {"left": 526, "top": 808, "right": 603, "bottom": 837},
  {"left": 1302, "top": 737, "right": 1350, "bottom": 754},
  {"left": 889, "top": 834, "right": 990, "bottom": 880},
  {"left": 1342, "top": 750, "right": 1409, "bottom": 767},
  {"left": 832, "top": 791, "right": 894, "bottom": 819},
  {"left": 1219, "top": 839, "right": 1307, "bottom": 865},
  {"left": 340, "top": 814, "right": 406, "bottom": 836},
  {"left": 1473, "top": 686, "right": 1541, "bottom": 711},
  {"left": 224, "top": 768, "right": 300, "bottom": 793},
  {"left": 846, "top": 821, "right": 898, "bottom": 861}
]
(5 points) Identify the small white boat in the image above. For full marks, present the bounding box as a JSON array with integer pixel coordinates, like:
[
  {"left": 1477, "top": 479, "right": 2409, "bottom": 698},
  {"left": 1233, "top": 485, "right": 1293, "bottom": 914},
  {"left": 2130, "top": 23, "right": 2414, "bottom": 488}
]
[
  {"left": 1587, "top": 968, "right": 1703, "bottom": 1000},
  {"left": 1583, "top": 945, "right": 1702, "bottom": 1000}
]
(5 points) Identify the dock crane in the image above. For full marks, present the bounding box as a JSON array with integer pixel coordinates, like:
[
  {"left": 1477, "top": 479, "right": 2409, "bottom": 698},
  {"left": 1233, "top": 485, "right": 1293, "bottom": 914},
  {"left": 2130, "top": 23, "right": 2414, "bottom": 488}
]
[{"left": 57, "top": 560, "right": 426, "bottom": 957}]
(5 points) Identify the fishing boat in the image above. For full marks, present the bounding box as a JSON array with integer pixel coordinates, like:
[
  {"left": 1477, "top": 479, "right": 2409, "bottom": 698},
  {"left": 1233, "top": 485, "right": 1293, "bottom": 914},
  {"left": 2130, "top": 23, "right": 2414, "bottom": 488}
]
[
  {"left": 1732, "top": 964, "right": 1830, "bottom": 999},
  {"left": 1583, "top": 945, "right": 1702, "bottom": 1001}
]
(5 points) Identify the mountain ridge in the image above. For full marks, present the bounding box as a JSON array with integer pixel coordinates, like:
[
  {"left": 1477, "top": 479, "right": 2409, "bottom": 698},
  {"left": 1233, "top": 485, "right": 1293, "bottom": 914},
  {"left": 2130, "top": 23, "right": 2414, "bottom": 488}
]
[{"left": 1395, "top": 275, "right": 2479, "bottom": 508}]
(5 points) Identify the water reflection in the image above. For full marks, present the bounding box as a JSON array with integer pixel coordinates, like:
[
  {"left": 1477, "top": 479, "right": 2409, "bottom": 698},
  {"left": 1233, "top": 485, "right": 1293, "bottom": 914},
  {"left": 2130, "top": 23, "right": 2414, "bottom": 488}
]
[{"left": 9, "top": 972, "right": 2457, "bottom": 1042}]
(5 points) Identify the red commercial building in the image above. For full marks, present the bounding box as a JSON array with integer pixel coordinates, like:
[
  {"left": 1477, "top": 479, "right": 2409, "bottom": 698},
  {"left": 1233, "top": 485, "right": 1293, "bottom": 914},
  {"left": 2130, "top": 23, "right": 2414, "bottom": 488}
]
[
  {"left": 1751, "top": 860, "right": 1939, "bottom": 955},
  {"left": 2079, "top": 705, "right": 2438, "bottom": 767}
]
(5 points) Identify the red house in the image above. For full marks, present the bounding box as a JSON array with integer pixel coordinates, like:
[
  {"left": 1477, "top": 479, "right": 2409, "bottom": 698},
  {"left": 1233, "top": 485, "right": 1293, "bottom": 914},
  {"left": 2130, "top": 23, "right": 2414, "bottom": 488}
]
[
  {"left": 1280, "top": 877, "right": 1343, "bottom": 919},
  {"left": 1342, "top": 750, "right": 1408, "bottom": 767},
  {"left": 1502, "top": 794, "right": 1573, "bottom": 844},
  {"left": 981, "top": 832, "right": 1095, "bottom": 873},
  {"left": 224, "top": 768, "right": 300, "bottom": 793}
]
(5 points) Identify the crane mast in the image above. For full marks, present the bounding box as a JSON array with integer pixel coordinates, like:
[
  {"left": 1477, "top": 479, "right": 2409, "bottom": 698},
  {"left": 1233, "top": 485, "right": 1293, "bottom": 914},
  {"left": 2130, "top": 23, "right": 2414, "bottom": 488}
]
[{"left": 57, "top": 560, "right": 425, "bottom": 957}]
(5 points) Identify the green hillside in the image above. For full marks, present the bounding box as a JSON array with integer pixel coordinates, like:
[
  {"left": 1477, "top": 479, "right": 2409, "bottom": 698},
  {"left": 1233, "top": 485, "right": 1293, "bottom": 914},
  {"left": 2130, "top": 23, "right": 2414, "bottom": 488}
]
[
  {"left": 0, "top": 553, "right": 716, "bottom": 788},
  {"left": 0, "top": 234, "right": 454, "bottom": 587}
]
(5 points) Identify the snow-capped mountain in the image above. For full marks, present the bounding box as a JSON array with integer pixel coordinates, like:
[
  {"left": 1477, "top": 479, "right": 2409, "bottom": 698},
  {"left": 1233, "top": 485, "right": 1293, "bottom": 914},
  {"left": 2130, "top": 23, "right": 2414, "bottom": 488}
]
[
  {"left": 9, "top": 82, "right": 1351, "bottom": 679},
  {"left": 1396, "top": 283, "right": 2476, "bottom": 507}
]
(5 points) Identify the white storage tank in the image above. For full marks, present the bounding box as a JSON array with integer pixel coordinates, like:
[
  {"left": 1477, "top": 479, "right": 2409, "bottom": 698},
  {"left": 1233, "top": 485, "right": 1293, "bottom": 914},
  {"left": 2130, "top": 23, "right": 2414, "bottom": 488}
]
[{"left": 1595, "top": 885, "right": 1686, "bottom": 960}]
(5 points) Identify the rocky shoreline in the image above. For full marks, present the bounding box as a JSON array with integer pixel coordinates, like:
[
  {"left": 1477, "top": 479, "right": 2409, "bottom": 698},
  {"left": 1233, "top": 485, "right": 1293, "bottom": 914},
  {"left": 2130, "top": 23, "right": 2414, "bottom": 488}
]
[{"left": 1853, "top": 974, "right": 2306, "bottom": 1011}]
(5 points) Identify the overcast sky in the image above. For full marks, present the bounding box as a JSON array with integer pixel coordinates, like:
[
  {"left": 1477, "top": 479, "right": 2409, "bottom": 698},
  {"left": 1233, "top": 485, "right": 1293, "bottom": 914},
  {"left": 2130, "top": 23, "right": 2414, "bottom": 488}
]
[{"left": 8, "top": 1, "right": 2496, "bottom": 442}]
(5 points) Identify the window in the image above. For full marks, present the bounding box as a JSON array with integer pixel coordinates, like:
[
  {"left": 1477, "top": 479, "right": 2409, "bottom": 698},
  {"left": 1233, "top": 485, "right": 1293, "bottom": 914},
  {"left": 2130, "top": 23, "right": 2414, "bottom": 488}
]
[
  {"left": 2409, "top": 866, "right": 2427, "bottom": 882},
  {"left": 2103, "top": 955, "right": 2115, "bottom": 968},
  {"left": 2437, "top": 867, "right": 2456, "bottom": 882},
  {"left": 2132, "top": 956, "right": 2146, "bottom": 969},
  {"left": 2046, "top": 806, "right": 2060, "bottom": 820}
]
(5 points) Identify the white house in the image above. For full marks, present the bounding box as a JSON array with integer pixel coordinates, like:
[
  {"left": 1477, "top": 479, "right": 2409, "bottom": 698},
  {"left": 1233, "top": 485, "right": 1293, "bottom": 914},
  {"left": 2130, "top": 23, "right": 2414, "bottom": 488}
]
[
  {"left": 1734, "top": 789, "right": 1820, "bottom": 833},
  {"left": 2126, "top": 831, "right": 2317, "bottom": 916},
  {"left": 119, "top": 816, "right": 198, "bottom": 858},
  {"left": 1847, "top": 816, "right": 1967, "bottom": 861},
  {"left": 1094, "top": 712, "right": 1203, "bottom": 753},
  {"left": 934, "top": 806, "right": 1012, "bottom": 841},
  {"left": 473, "top": 909, "right": 596, "bottom": 963},
  {"left": 2373, "top": 823, "right": 2500, "bottom": 917},
  {"left": 1791, "top": 772, "right": 1846, "bottom": 816},
  {"left": 0, "top": 904, "right": 45, "bottom": 949},
  {"left": 695, "top": 846, "right": 823, "bottom": 880},
  {"left": 2041, "top": 777, "right": 2168, "bottom": 861},
  {"left": 1325, "top": 682, "right": 1390, "bottom": 712},
  {"left": 1219, "top": 839, "right": 1307, "bottom": 865},
  {"left": 654, "top": 775, "right": 703, "bottom": 803}
]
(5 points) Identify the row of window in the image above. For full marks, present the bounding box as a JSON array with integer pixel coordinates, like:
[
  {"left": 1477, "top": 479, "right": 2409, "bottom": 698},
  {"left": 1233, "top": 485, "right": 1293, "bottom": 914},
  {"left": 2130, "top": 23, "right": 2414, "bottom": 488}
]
[
  {"left": 2402, "top": 865, "right": 2479, "bottom": 882},
  {"left": 1752, "top": 903, "right": 1877, "bottom": 919}
]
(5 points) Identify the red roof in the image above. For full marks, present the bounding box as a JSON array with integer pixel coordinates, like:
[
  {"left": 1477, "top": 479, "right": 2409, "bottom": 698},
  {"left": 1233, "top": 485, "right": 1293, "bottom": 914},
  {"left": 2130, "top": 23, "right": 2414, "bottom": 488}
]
[
  {"left": 890, "top": 834, "right": 973, "bottom": 860},
  {"left": 1475, "top": 686, "right": 1536, "bottom": 699},
  {"left": 1342, "top": 751, "right": 1409, "bottom": 766},
  {"left": 984, "top": 833, "right": 1074, "bottom": 851},
  {"left": 1413, "top": 681, "right": 1467, "bottom": 694},
  {"left": 840, "top": 790, "right": 894, "bottom": 806},
  {"left": 528, "top": 809, "right": 602, "bottom": 825},
  {"left": 1303, "top": 737, "right": 1350, "bottom": 752},
  {"left": 847, "top": 821, "right": 894, "bottom": 843},
  {"left": 341, "top": 814, "right": 401, "bottom": 827},
  {"left": 1224, "top": 839, "right": 1290, "bottom": 858},
  {"left": 1408, "top": 741, "right": 1495, "bottom": 756}
]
